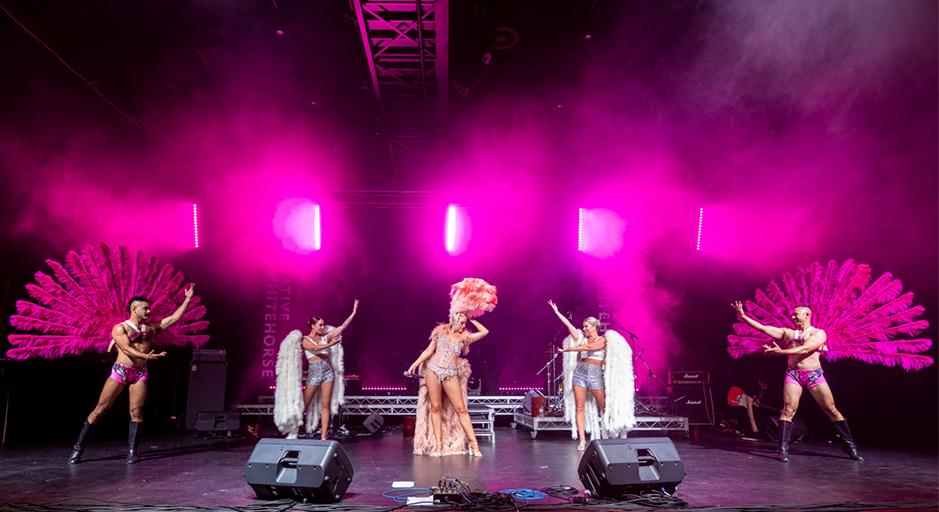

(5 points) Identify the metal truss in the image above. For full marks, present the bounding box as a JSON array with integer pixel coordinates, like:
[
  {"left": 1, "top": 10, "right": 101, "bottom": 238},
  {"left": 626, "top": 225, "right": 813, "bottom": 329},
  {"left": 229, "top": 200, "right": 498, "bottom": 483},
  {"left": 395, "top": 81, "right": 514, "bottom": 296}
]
[
  {"left": 351, "top": 0, "right": 448, "bottom": 171},
  {"left": 238, "top": 397, "right": 687, "bottom": 441},
  {"left": 333, "top": 190, "right": 444, "bottom": 209},
  {"left": 512, "top": 412, "right": 689, "bottom": 439},
  {"left": 631, "top": 416, "right": 690, "bottom": 432},
  {"left": 235, "top": 395, "right": 523, "bottom": 417}
]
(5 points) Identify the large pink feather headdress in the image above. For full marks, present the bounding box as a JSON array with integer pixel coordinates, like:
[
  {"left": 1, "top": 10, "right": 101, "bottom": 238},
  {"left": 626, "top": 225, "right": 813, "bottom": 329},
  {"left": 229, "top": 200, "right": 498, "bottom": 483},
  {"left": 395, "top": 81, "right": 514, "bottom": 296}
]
[
  {"left": 449, "top": 278, "right": 498, "bottom": 319},
  {"left": 7, "top": 244, "right": 209, "bottom": 359},
  {"left": 728, "top": 260, "right": 933, "bottom": 371}
]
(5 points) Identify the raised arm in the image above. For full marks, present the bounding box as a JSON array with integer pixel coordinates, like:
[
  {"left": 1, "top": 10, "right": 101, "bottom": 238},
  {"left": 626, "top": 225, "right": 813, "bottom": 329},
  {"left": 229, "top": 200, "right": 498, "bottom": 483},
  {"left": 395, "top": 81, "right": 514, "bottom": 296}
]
[
  {"left": 112, "top": 324, "right": 166, "bottom": 360},
  {"left": 159, "top": 284, "right": 195, "bottom": 330},
  {"left": 732, "top": 301, "right": 788, "bottom": 340},
  {"left": 764, "top": 330, "right": 827, "bottom": 356},
  {"left": 325, "top": 299, "right": 359, "bottom": 341},
  {"left": 465, "top": 319, "right": 489, "bottom": 344},
  {"left": 548, "top": 300, "right": 580, "bottom": 340},
  {"left": 405, "top": 338, "right": 437, "bottom": 377}
]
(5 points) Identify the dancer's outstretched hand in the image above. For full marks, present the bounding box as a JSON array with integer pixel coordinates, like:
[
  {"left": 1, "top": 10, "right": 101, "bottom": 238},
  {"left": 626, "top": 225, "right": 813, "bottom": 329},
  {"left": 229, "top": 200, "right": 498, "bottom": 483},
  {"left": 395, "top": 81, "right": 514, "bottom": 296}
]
[
  {"left": 548, "top": 300, "right": 560, "bottom": 314},
  {"left": 731, "top": 300, "right": 745, "bottom": 317},
  {"left": 762, "top": 342, "right": 782, "bottom": 354},
  {"left": 185, "top": 284, "right": 195, "bottom": 299},
  {"left": 147, "top": 350, "right": 167, "bottom": 360}
]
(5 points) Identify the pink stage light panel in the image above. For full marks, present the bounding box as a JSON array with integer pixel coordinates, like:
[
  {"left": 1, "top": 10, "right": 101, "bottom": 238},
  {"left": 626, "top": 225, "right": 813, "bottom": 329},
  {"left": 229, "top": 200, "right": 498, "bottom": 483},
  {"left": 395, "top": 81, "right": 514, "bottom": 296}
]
[
  {"left": 192, "top": 203, "right": 200, "bottom": 249},
  {"left": 498, "top": 386, "right": 545, "bottom": 392},
  {"left": 445, "top": 204, "right": 469, "bottom": 255},
  {"left": 577, "top": 208, "right": 584, "bottom": 252},
  {"left": 446, "top": 204, "right": 457, "bottom": 253},
  {"left": 313, "top": 203, "right": 322, "bottom": 251},
  {"left": 578, "top": 208, "right": 626, "bottom": 258},
  {"left": 696, "top": 207, "right": 704, "bottom": 251},
  {"left": 274, "top": 199, "right": 322, "bottom": 254}
]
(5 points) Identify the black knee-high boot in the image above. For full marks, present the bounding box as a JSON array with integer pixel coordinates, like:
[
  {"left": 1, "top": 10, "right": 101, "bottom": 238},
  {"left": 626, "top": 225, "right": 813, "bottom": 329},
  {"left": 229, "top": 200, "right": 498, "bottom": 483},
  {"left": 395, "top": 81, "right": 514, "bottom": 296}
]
[
  {"left": 68, "top": 420, "right": 94, "bottom": 464},
  {"left": 777, "top": 419, "right": 792, "bottom": 462},
  {"left": 833, "top": 419, "right": 863, "bottom": 461},
  {"left": 127, "top": 421, "right": 143, "bottom": 464}
]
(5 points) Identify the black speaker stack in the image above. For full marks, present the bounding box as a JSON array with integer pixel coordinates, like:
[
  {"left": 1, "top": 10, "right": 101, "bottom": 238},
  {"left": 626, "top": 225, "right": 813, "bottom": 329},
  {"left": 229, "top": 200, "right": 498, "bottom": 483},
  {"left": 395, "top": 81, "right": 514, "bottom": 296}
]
[
  {"left": 668, "top": 370, "right": 714, "bottom": 426},
  {"left": 185, "top": 349, "right": 228, "bottom": 429}
]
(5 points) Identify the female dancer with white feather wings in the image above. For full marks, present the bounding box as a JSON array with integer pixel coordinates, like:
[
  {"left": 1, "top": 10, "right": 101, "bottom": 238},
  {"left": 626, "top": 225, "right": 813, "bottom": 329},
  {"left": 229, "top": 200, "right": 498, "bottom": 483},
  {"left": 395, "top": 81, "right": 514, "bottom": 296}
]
[
  {"left": 549, "top": 300, "right": 636, "bottom": 451},
  {"left": 274, "top": 300, "right": 358, "bottom": 439}
]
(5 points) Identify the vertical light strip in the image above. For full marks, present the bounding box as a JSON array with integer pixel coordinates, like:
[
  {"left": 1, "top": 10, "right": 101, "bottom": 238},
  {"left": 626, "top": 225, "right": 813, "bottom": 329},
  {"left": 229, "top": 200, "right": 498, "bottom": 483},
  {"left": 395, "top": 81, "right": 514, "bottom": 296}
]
[
  {"left": 192, "top": 203, "right": 199, "bottom": 249},
  {"left": 446, "top": 204, "right": 457, "bottom": 254},
  {"left": 577, "top": 208, "right": 584, "bottom": 252},
  {"left": 696, "top": 207, "right": 704, "bottom": 251},
  {"left": 313, "top": 203, "right": 321, "bottom": 251}
]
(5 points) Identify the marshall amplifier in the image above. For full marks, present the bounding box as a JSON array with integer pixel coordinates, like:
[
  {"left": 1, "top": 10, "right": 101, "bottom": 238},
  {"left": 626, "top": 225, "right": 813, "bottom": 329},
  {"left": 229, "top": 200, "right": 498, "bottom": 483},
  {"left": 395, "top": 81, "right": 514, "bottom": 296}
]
[
  {"left": 667, "top": 370, "right": 710, "bottom": 385},
  {"left": 186, "top": 349, "right": 228, "bottom": 429},
  {"left": 669, "top": 382, "right": 714, "bottom": 426}
]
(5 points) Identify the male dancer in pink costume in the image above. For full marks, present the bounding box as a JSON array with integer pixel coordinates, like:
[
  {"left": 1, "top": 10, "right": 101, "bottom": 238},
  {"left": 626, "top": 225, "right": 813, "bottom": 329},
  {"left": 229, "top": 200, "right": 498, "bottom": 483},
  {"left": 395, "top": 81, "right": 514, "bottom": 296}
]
[{"left": 68, "top": 285, "right": 195, "bottom": 464}]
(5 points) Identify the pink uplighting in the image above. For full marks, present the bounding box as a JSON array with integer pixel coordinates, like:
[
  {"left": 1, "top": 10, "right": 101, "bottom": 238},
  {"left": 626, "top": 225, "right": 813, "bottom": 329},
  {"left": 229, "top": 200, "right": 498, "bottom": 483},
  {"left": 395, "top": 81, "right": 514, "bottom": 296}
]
[
  {"left": 192, "top": 203, "right": 200, "bottom": 249},
  {"left": 273, "top": 199, "right": 321, "bottom": 254},
  {"left": 498, "top": 386, "right": 544, "bottom": 392},
  {"left": 361, "top": 386, "right": 408, "bottom": 392},
  {"left": 696, "top": 207, "right": 704, "bottom": 251}
]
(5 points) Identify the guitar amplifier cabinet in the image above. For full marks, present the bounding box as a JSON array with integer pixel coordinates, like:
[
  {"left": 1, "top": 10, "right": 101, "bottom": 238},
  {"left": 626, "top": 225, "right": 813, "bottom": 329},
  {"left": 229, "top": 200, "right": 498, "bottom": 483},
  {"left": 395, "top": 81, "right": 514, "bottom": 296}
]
[{"left": 667, "top": 370, "right": 710, "bottom": 385}]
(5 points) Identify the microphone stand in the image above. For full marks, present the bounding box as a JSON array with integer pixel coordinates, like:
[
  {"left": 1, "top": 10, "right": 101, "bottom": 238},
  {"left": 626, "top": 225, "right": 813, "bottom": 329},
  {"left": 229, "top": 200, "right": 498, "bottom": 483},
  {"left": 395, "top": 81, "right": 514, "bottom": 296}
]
[
  {"left": 536, "top": 325, "right": 568, "bottom": 410},
  {"left": 538, "top": 312, "right": 580, "bottom": 414}
]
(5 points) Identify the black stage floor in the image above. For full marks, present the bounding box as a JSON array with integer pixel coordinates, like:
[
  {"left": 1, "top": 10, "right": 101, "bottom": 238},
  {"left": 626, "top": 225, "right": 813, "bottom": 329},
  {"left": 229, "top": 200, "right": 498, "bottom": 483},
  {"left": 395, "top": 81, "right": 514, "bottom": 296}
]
[{"left": 1, "top": 427, "right": 936, "bottom": 510}]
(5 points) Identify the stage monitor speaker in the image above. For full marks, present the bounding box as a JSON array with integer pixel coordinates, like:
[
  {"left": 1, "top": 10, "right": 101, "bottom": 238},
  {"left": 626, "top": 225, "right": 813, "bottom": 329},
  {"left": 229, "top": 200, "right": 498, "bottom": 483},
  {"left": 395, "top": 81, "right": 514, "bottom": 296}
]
[
  {"left": 670, "top": 383, "right": 714, "bottom": 426},
  {"left": 194, "top": 411, "right": 241, "bottom": 435},
  {"left": 578, "top": 438, "right": 685, "bottom": 498},
  {"left": 362, "top": 413, "right": 384, "bottom": 434},
  {"left": 467, "top": 376, "right": 482, "bottom": 396},
  {"left": 245, "top": 438, "right": 354, "bottom": 503},
  {"left": 185, "top": 349, "right": 227, "bottom": 429}
]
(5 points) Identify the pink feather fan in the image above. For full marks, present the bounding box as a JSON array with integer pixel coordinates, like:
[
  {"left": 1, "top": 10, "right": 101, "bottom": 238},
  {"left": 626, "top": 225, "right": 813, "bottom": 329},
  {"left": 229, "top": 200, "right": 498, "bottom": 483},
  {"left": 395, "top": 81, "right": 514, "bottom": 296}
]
[
  {"left": 7, "top": 244, "right": 209, "bottom": 359},
  {"left": 728, "top": 260, "right": 933, "bottom": 371}
]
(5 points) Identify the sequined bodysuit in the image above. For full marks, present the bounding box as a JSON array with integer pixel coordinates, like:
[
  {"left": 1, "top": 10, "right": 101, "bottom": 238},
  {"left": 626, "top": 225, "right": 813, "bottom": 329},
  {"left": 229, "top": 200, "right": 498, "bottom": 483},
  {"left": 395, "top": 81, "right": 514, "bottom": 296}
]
[{"left": 425, "top": 331, "right": 466, "bottom": 381}]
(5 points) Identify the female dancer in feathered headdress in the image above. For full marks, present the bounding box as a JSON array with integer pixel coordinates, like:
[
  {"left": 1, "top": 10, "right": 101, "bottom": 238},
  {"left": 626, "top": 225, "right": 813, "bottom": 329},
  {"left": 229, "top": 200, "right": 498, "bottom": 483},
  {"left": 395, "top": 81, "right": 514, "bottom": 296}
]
[
  {"left": 404, "top": 278, "right": 496, "bottom": 457},
  {"left": 549, "top": 300, "right": 635, "bottom": 451},
  {"left": 274, "top": 300, "right": 358, "bottom": 439}
]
